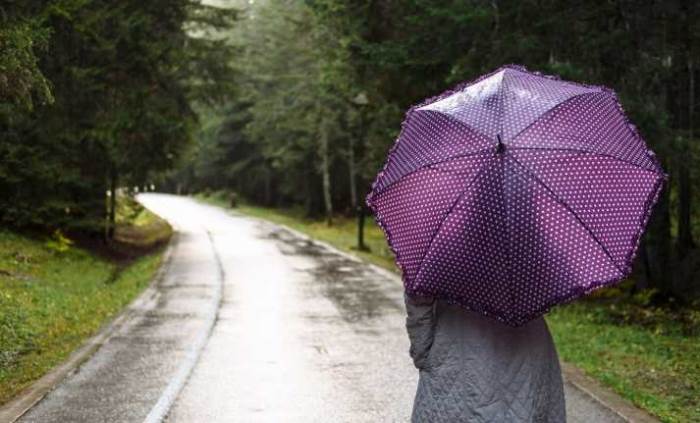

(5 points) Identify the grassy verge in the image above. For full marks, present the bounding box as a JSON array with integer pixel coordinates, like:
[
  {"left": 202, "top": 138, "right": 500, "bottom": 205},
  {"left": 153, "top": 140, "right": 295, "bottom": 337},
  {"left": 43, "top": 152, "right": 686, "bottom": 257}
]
[
  {"left": 548, "top": 303, "right": 699, "bottom": 422},
  {"left": 0, "top": 196, "right": 170, "bottom": 406},
  {"left": 196, "top": 190, "right": 699, "bottom": 423},
  {"left": 113, "top": 194, "right": 172, "bottom": 250}
]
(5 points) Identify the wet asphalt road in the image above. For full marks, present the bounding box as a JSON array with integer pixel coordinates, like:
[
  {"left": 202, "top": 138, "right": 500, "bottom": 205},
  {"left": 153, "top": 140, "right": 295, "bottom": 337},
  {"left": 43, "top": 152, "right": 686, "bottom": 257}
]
[{"left": 19, "top": 194, "right": 623, "bottom": 422}]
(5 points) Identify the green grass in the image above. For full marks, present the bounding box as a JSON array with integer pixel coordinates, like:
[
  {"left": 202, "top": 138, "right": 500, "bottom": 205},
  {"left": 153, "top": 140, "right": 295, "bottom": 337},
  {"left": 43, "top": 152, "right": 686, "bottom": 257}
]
[
  {"left": 114, "top": 194, "right": 172, "bottom": 249},
  {"left": 0, "top": 231, "right": 165, "bottom": 405},
  {"left": 547, "top": 303, "right": 700, "bottom": 422},
  {"left": 197, "top": 190, "right": 700, "bottom": 423}
]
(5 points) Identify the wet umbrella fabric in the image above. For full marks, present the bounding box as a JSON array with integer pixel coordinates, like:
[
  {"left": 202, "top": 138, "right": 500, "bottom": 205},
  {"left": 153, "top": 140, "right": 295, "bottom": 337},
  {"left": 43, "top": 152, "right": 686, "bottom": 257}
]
[{"left": 366, "top": 65, "right": 667, "bottom": 326}]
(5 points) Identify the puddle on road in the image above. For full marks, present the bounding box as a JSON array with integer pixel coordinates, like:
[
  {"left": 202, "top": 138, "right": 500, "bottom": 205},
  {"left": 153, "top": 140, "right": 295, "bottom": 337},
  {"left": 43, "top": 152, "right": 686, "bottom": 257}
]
[{"left": 260, "top": 223, "right": 402, "bottom": 325}]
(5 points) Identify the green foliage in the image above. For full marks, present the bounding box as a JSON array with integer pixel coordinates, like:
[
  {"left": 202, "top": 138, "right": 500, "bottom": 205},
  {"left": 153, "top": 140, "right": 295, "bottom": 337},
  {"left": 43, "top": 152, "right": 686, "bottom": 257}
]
[
  {"left": 0, "top": 1, "right": 237, "bottom": 234},
  {"left": 0, "top": 2, "right": 53, "bottom": 110},
  {"left": 0, "top": 229, "right": 165, "bottom": 404},
  {"left": 112, "top": 194, "right": 173, "bottom": 249},
  {"left": 44, "top": 229, "right": 73, "bottom": 253}
]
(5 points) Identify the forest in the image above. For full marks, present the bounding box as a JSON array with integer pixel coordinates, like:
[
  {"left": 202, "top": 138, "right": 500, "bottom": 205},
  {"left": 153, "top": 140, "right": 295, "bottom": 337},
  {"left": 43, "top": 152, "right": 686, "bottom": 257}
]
[
  {"left": 1, "top": 1, "right": 699, "bottom": 299},
  {"left": 0, "top": 0, "right": 235, "bottom": 234}
]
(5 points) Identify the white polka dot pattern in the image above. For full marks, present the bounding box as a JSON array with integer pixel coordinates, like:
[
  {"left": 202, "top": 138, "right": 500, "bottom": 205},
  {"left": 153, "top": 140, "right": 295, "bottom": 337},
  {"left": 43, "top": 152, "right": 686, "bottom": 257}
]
[
  {"left": 511, "top": 91, "right": 658, "bottom": 170},
  {"left": 372, "top": 154, "right": 494, "bottom": 284},
  {"left": 366, "top": 64, "right": 667, "bottom": 326},
  {"left": 371, "top": 110, "right": 492, "bottom": 194}
]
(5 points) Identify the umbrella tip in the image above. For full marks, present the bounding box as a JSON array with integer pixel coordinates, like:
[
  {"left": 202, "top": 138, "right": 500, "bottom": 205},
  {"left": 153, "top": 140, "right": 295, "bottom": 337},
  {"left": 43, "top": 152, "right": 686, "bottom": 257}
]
[{"left": 495, "top": 134, "right": 505, "bottom": 154}]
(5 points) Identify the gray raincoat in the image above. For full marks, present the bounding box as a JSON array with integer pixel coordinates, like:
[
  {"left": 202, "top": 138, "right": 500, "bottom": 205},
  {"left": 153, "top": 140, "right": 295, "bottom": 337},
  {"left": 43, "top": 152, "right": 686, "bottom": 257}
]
[{"left": 404, "top": 294, "right": 566, "bottom": 422}]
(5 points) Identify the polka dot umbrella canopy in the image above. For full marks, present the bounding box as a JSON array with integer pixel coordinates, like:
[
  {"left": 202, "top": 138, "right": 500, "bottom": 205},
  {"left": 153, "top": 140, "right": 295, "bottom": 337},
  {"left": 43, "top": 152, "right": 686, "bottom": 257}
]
[{"left": 366, "top": 64, "right": 667, "bottom": 326}]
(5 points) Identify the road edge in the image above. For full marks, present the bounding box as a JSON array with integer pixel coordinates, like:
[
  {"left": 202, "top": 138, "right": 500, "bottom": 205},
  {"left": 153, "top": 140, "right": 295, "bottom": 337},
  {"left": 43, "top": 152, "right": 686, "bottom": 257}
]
[
  {"left": 232, "top": 210, "right": 659, "bottom": 423},
  {"left": 142, "top": 229, "right": 225, "bottom": 423},
  {"left": 0, "top": 232, "right": 179, "bottom": 423},
  {"left": 560, "top": 363, "right": 659, "bottom": 423}
]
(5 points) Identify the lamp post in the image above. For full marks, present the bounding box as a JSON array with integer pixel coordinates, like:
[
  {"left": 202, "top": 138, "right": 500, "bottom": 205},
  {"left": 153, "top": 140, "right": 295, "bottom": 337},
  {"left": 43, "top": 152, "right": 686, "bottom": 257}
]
[{"left": 351, "top": 92, "right": 370, "bottom": 252}]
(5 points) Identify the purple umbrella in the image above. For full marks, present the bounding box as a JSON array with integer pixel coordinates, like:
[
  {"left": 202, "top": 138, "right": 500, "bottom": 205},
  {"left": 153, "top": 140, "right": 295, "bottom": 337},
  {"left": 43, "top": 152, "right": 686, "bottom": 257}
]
[{"left": 366, "top": 64, "right": 667, "bottom": 326}]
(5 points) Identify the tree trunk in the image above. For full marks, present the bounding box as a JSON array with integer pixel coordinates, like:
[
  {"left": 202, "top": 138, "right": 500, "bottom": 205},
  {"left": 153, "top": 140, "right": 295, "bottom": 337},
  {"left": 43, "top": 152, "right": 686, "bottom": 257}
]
[
  {"left": 677, "top": 56, "right": 695, "bottom": 257},
  {"left": 319, "top": 116, "right": 333, "bottom": 225},
  {"left": 644, "top": 174, "right": 672, "bottom": 297},
  {"left": 348, "top": 134, "right": 357, "bottom": 210},
  {"left": 264, "top": 165, "right": 272, "bottom": 206},
  {"left": 640, "top": 15, "right": 674, "bottom": 298},
  {"left": 636, "top": 238, "right": 651, "bottom": 292},
  {"left": 107, "top": 166, "right": 118, "bottom": 240}
]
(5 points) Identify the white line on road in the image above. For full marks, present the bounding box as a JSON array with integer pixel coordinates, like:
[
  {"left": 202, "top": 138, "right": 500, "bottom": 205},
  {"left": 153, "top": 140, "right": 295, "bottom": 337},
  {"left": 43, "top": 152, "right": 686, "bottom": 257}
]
[{"left": 142, "top": 229, "right": 224, "bottom": 423}]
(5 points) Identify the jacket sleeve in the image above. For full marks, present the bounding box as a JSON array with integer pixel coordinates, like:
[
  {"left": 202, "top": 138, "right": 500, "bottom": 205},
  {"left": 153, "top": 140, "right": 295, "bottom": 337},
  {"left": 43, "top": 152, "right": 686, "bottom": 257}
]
[{"left": 404, "top": 292, "right": 436, "bottom": 370}]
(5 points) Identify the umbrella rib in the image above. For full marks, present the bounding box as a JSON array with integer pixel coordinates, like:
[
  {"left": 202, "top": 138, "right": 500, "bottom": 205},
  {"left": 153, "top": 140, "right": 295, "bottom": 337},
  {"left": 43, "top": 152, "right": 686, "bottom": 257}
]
[
  {"left": 500, "top": 70, "right": 513, "bottom": 316},
  {"left": 501, "top": 152, "right": 515, "bottom": 322},
  {"left": 506, "top": 153, "right": 626, "bottom": 276},
  {"left": 412, "top": 159, "right": 492, "bottom": 290},
  {"left": 507, "top": 91, "right": 601, "bottom": 142},
  {"left": 508, "top": 146, "right": 659, "bottom": 173},
  {"left": 371, "top": 147, "right": 494, "bottom": 198},
  {"left": 417, "top": 108, "right": 496, "bottom": 142}
]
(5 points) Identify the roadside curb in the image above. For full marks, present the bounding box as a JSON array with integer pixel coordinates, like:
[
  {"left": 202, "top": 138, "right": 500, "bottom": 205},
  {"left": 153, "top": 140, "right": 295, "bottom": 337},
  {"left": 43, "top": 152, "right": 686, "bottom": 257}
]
[
  {"left": 228, "top": 209, "right": 660, "bottom": 423},
  {"left": 561, "top": 363, "right": 659, "bottom": 422},
  {"left": 0, "top": 232, "right": 179, "bottom": 423}
]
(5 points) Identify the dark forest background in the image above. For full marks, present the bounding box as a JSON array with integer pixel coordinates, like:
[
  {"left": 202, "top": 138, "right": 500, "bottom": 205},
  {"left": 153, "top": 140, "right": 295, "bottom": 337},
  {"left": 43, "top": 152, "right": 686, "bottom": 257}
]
[{"left": 2, "top": 0, "right": 699, "bottom": 300}]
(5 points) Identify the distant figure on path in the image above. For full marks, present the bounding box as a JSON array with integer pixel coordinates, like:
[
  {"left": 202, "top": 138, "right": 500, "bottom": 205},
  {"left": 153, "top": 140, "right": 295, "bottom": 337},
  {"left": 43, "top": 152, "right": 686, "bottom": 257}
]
[{"left": 404, "top": 293, "right": 566, "bottom": 422}]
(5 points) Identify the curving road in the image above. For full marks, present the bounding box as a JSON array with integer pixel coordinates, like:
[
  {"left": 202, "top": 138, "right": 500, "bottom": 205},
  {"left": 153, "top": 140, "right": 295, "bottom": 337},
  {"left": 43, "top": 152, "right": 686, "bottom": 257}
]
[{"left": 18, "top": 194, "right": 623, "bottom": 422}]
